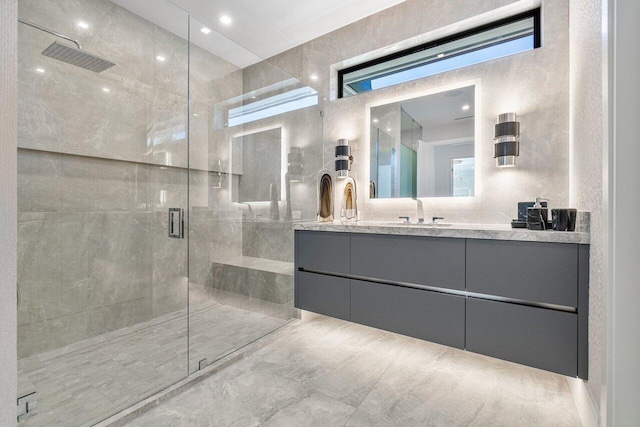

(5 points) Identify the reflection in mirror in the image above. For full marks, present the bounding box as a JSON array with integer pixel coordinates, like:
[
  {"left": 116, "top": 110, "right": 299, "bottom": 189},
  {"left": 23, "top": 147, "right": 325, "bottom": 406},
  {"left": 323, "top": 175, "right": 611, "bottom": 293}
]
[
  {"left": 370, "top": 85, "right": 475, "bottom": 198},
  {"left": 231, "top": 127, "right": 283, "bottom": 203}
]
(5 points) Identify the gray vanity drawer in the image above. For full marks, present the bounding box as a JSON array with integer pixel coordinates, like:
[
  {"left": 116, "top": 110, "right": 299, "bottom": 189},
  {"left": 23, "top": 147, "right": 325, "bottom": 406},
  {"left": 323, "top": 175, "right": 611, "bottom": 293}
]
[
  {"left": 350, "top": 234, "right": 465, "bottom": 290},
  {"left": 297, "top": 231, "right": 350, "bottom": 274},
  {"left": 351, "top": 279, "right": 465, "bottom": 349},
  {"left": 297, "top": 271, "right": 350, "bottom": 320},
  {"left": 466, "top": 298, "right": 577, "bottom": 377},
  {"left": 466, "top": 239, "right": 578, "bottom": 307}
]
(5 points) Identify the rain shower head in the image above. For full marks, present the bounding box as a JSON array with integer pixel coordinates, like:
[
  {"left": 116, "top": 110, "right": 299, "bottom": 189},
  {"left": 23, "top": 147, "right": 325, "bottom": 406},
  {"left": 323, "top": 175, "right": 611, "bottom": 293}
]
[
  {"left": 18, "top": 18, "right": 116, "bottom": 73},
  {"left": 41, "top": 41, "right": 116, "bottom": 73}
]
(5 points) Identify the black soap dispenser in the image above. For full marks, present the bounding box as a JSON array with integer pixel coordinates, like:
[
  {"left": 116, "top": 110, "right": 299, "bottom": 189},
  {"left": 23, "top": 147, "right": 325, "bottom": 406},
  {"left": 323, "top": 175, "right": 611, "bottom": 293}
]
[{"left": 527, "top": 198, "right": 549, "bottom": 230}]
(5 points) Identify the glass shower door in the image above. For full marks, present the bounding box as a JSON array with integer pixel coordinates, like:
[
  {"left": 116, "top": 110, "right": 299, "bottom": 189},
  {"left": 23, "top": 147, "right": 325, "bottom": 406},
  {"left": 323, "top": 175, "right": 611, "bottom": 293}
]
[
  {"left": 186, "top": 17, "right": 324, "bottom": 373},
  {"left": 16, "top": 0, "right": 190, "bottom": 425}
]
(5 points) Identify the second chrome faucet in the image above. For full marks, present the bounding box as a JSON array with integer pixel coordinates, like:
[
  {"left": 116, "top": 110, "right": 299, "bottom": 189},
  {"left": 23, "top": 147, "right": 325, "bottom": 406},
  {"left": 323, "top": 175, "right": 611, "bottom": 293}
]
[{"left": 412, "top": 197, "right": 424, "bottom": 223}]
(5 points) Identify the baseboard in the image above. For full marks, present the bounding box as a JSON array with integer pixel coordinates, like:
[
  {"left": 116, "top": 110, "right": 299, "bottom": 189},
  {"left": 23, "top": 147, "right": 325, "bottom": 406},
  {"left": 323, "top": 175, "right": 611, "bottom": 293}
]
[{"left": 567, "top": 377, "right": 600, "bottom": 427}]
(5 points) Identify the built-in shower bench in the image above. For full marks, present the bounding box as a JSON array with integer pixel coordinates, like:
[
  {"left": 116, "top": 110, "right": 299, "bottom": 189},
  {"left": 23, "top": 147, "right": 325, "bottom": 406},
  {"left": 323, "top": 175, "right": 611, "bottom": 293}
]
[{"left": 210, "top": 256, "right": 294, "bottom": 315}]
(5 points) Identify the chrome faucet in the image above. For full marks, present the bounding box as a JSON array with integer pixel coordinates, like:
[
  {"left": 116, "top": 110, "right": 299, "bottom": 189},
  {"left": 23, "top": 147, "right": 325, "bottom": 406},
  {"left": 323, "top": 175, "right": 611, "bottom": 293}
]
[
  {"left": 412, "top": 198, "right": 424, "bottom": 223},
  {"left": 237, "top": 202, "right": 253, "bottom": 219}
]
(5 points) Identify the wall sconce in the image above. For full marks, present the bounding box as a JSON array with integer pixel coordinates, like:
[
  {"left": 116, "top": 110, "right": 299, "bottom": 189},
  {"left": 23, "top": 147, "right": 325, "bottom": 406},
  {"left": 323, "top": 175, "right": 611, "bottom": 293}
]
[
  {"left": 494, "top": 113, "right": 520, "bottom": 168},
  {"left": 287, "top": 147, "right": 303, "bottom": 182},
  {"left": 335, "top": 138, "right": 353, "bottom": 178}
]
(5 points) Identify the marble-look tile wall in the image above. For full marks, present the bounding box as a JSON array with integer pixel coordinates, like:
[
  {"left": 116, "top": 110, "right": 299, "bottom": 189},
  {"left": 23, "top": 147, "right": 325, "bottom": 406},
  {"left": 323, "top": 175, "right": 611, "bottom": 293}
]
[
  {"left": 18, "top": 0, "right": 323, "bottom": 360},
  {"left": 16, "top": 149, "right": 195, "bottom": 358},
  {"left": 267, "top": 0, "right": 571, "bottom": 224},
  {"left": 15, "top": 0, "right": 220, "bottom": 358}
]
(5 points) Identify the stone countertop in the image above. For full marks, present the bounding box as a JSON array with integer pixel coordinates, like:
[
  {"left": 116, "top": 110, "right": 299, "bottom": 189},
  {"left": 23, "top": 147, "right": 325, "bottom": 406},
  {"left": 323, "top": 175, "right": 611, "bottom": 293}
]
[{"left": 293, "top": 221, "right": 590, "bottom": 244}]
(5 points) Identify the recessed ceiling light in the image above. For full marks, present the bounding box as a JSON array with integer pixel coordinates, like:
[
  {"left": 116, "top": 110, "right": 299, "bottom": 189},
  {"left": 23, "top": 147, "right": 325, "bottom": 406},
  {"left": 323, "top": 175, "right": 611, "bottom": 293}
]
[
  {"left": 200, "top": 27, "right": 211, "bottom": 34},
  {"left": 156, "top": 55, "right": 166, "bottom": 62},
  {"left": 437, "top": 53, "right": 445, "bottom": 58},
  {"left": 219, "top": 15, "right": 232, "bottom": 25},
  {"left": 77, "top": 21, "right": 89, "bottom": 29},
  {"left": 462, "top": 104, "right": 470, "bottom": 111},
  {"left": 372, "top": 119, "right": 378, "bottom": 123},
  {"left": 193, "top": 113, "right": 199, "bottom": 117},
  {"left": 36, "top": 68, "right": 45, "bottom": 73},
  {"left": 387, "top": 128, "right": 392, "bottom": 132},
  {"left": 310, "top": 74, "right": 318, "bottom": 81},
  {"left": 102, "top": 87, "right": 110, "bottom": 93}
]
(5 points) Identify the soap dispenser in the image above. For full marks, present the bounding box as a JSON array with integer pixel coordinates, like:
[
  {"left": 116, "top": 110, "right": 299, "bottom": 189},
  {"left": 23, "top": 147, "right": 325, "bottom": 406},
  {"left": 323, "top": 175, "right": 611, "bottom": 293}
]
[{"left": 527, "top": 198, "right": 549, "bottom": 230}]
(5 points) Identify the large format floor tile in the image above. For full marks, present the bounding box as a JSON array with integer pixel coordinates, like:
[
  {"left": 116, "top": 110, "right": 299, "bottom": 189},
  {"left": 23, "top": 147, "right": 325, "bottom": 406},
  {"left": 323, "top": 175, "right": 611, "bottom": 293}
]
[
  {"left": 18, "top": 301, "right": 289, "bottom": 427},
  {"left": 127, "top": 315, "right": 583, "bottom": 426}
]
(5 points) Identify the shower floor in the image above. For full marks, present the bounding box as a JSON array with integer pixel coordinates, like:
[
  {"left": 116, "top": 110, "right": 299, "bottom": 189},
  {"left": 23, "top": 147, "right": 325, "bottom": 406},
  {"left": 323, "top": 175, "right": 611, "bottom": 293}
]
[{"left": 17, "top": 300, "right": 290, "bottom": 427}]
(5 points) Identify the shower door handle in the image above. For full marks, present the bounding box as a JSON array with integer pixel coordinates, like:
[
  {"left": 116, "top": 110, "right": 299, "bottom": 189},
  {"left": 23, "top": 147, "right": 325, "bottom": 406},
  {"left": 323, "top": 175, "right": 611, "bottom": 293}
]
[{"left": 168, "top": 208, "right": 184, "bottom": 239}]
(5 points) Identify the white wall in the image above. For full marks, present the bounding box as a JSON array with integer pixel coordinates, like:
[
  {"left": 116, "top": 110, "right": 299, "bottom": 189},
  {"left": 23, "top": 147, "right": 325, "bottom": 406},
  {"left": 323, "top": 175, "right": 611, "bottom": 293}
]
[
  {"left": 0, "top": 0, "right": 18, "bottom": 425},
  {"left": 604, "top": 0, "right": 640, "bottom": 424}
]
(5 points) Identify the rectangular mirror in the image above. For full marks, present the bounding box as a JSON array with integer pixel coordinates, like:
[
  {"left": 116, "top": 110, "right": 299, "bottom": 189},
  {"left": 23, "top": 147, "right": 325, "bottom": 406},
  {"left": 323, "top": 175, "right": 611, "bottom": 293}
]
[
  {"left": 231, "top": 127, "right": 283, "bottom": 202},
  {"left": 369, "top": 84, "right": 476, "bottom": 199}
]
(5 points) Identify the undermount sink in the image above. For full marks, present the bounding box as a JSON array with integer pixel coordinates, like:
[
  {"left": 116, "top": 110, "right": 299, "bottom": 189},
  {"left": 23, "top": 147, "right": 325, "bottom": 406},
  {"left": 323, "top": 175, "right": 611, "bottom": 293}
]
[{"left": 381, "top": 221, "right": 452, "bottom": 227}]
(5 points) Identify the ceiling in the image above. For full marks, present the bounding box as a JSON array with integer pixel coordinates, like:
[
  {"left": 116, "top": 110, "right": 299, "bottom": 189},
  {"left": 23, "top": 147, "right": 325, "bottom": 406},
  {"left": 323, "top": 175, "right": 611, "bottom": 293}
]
[{"left": 113, "top": 0, "right": 407, "bottom": 68}]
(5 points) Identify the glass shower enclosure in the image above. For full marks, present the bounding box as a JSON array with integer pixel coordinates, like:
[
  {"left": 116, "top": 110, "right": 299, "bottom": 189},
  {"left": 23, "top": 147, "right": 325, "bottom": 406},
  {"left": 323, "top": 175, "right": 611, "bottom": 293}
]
[{"left": 16, "top": 1, "right": 322, "bottom": 425}]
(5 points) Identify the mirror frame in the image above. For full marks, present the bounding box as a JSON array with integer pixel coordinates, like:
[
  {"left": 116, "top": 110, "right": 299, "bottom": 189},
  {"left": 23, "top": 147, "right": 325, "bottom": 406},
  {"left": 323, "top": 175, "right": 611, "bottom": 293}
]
[
  {"left": 229, "top": 125, "right": 287, "bottom": 203},
  {"left": 365, "top": 79, "right": 482, "bottom": 202}
]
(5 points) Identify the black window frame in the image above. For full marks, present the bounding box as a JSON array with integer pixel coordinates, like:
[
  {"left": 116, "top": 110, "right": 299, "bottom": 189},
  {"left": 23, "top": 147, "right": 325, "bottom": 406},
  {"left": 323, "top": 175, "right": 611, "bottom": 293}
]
[{"left": 337, "top": 8, "right": 541, "bottom": 99}]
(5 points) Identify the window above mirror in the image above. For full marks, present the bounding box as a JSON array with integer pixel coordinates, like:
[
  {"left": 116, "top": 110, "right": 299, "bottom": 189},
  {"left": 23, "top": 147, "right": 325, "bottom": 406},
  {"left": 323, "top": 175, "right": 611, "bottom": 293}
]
[{"left": 339, "top": 8, "right": 540, "bottom": 98}]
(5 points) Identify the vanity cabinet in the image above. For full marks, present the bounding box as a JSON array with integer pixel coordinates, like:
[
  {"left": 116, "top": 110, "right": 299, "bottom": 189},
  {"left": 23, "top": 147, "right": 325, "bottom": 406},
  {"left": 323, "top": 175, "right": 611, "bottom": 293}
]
[
  {"left": 294, "top": 230, "right": 589, "bottom": 379},
  {"left": 351, "top": 279, "right": 465, "bottom": 348},
  {"left": 351, "top": 234, "right": 465, "bottom": 290},
  {"left": 297, "top": 231, "right": 350, "bottom": 274},
  {"left": 466, "top": 239, "right": 578, "bottom": 307},
  {"left": 466, "top": 299, "right": 577, "bottom": 376},
  {"left": 297, "top": 271, "right": 351, "bottom": 321}
]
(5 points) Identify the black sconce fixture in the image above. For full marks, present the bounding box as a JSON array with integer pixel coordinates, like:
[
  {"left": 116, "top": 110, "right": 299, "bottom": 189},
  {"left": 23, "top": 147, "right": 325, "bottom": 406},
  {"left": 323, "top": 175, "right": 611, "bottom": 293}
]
[
  {"left": 335, "top": 138, "right": 353, "bottom": 178},
  {"left": 494, "top": 113, "right": 520, "bottom": 168}
]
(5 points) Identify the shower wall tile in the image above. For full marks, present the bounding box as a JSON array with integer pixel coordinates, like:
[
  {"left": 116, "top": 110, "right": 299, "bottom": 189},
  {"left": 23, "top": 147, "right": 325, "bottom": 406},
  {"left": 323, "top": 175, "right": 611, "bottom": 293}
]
[
  {"left": 189, "top": 100, "right": 212, "bottom": 173},
  {"left": 17, "top": 213, "right": 64, "bottom": 327},
  {"left": 17, "top": 32, "right": 64, "bottom": 152},
  {"left": 242, "top": 222, "right": 294, "bottom": 263},
  {"left": 60, "top": 155, "right": 145, "bottom": 212},
  {"left": 62, "top": 70, "right": 152, "bottom": 164},
  {"left": 188, "top": 210, "right": 243, "bottom": 288},
  {"left": 152, "top": 26, "right": 188, "bottom": 99},
  {"left": 148, "top": 164, "right": 187, "bottom": 211},
  {"left": 151, "top": 210, "right": 188, "bottom": 317},
  {"left": 17, "top": 149, "right": 62, "bottom": 212},
  {"left": 17, "top": 298, "right": 153, "bottom": 359},
  {"left": 149, "top": 90, "right": 188, "bottom": 168}
]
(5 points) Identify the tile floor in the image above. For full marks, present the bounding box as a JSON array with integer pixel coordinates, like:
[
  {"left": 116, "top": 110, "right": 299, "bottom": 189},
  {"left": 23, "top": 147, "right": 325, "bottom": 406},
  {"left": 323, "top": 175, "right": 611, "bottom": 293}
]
[
  {"left": 127, "top": 315, "right": 583, "bottom": 427},
  {"left": 18, "top": 301, "right": 289, "bottom": 427}
]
